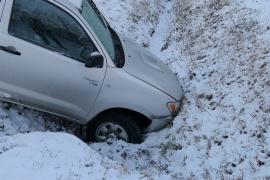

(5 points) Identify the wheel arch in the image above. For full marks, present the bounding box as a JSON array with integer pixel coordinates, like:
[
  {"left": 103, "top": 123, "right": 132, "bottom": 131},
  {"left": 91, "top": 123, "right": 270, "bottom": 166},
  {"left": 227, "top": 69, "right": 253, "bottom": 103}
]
[{"left": 87, "top": 108, "right": 152, "bottom": 131}]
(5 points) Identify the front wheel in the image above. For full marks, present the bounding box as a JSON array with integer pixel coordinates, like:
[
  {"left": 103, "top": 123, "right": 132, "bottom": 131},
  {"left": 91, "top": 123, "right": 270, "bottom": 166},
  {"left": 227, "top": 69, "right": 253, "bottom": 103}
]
[{"left": 86, "top": 113, "right": 143, "bottom": 144}]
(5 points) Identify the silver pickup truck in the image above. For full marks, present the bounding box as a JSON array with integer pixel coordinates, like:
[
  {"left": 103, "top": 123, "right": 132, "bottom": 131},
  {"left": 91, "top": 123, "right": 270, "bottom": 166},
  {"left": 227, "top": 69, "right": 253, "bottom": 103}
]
[{"left": 0, "top": 0, "right": 184, "bottom": 143}]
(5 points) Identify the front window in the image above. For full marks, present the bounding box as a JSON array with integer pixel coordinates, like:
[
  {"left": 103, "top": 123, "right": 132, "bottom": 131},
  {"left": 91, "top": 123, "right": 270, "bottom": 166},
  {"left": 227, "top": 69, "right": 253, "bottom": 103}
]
[
  {"left": 81, "top": 0, "right": 116, "bottom": 62},
  {"left": 9, "top": 0, "right": 98, "bottom": 63}
]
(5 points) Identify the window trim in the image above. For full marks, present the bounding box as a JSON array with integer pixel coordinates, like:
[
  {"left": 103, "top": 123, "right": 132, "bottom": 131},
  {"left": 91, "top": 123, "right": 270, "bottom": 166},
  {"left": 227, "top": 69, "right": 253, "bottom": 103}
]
[{"left": 8, "top": 0, "right": 100, "bottom": 65}]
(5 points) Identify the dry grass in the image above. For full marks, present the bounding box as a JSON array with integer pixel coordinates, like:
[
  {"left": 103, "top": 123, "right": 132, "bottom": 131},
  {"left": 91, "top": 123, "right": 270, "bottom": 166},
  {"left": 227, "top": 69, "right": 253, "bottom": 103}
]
[{"left": 129, "top": 0, "right": 161, "bottom": 24}]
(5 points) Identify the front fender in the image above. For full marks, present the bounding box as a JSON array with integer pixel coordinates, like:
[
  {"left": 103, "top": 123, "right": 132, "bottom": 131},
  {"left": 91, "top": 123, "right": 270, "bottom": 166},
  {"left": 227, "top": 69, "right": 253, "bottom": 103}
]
[{"left": 83, "top": 67, "right": 175, "bottom": 124}]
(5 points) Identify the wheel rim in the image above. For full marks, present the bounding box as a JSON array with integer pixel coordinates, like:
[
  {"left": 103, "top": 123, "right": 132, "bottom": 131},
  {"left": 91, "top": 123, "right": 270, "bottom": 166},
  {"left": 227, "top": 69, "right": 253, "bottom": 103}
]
[{"left": 95, "top": 122, "right": 129, "bottom": 142}]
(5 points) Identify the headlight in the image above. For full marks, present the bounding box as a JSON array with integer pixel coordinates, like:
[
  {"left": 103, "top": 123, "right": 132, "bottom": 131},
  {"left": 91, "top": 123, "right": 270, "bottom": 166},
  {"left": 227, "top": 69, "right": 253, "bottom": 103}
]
[{"left": 167, "top": 101, "right": 180, "bottom": 117}]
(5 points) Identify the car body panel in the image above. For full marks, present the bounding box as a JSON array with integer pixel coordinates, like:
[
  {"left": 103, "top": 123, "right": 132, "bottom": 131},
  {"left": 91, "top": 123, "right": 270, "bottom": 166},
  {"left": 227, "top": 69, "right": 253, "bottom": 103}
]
[
  {"left": 0, "top": 34, "right": 107, "bottom": 121},
  {"left": 119, "top": 35, "right": 183, "bottom": 101},
  {"left": 145, "top": 116, "right": 173, "bottom": 133},
  {"left": 85, "top": 67, "right": 176, "bottom": 124},
  {"left": 0, "top": 0, "right": 184, "bottom": 133},
  {"left": 0, "top": 0, "right": 106, "bottom": 121}
]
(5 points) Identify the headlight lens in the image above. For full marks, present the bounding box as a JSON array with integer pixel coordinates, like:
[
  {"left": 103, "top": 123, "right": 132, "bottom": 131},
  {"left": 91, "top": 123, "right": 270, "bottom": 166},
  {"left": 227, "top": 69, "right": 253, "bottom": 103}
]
[{"left": 167, "top": 101, "right": 180, "bottom": 117}]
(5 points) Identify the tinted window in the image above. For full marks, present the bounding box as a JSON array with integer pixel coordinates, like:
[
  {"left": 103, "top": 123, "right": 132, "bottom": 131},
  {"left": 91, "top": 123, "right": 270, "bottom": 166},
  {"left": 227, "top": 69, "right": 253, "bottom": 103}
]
[
  {"left": 9, "top": 0, "right": 97, "bottom": 63},
  {"left": 81, "top": 0, "right": 115, "bottom": 61}
]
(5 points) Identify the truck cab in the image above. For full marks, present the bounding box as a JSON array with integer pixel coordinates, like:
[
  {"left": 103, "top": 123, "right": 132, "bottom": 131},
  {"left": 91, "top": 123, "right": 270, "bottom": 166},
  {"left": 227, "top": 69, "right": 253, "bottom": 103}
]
[{"left": 0, "top": 0, "right": 183, "bottom": 143}]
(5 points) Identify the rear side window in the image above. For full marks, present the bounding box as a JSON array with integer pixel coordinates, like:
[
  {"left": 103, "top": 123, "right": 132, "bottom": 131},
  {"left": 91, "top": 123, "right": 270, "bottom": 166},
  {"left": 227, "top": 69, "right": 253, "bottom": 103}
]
[{"left": 9, "top": 0, "right": 97, "bottom": 63}]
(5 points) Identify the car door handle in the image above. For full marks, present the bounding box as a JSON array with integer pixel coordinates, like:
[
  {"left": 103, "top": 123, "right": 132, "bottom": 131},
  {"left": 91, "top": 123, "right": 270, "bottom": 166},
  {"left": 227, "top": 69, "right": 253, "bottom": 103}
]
[{"left": 0, "top": 46, "right": 21, "bottom": 56}]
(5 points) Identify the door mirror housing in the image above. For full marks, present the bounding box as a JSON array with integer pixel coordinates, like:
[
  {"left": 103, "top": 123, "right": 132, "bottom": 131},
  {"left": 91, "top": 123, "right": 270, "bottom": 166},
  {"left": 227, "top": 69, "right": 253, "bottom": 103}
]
[{"left": 85, "top": 52, "right": 104, "bottom": 68}]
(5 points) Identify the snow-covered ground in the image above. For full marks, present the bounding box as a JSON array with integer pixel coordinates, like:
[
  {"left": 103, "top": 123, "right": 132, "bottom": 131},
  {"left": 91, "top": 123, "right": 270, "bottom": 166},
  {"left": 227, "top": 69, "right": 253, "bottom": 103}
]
[
  {"left": 1, "top": 0, "right": 270, "bottom": 179},
  {"left": 0, "top": 132, "right": 139, "bottom": 180}
]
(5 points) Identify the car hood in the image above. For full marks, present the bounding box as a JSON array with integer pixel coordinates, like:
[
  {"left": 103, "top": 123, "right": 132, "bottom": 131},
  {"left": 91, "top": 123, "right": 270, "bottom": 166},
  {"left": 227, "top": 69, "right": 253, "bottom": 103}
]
[{"left": 119, "top": 36, "right": 183, "bottom": 100}]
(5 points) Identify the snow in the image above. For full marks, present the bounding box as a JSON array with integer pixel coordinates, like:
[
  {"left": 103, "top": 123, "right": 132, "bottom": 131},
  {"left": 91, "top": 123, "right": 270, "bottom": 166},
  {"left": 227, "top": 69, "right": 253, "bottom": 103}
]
[
  {"left": 90, "top": 0, "right": 270, "bottom": 178},
  {"left": 0, "top": 132, "right": 139, "bottom": 180},
  {"left": 1, "top": 0, "right": 270, "bottom": 179}
]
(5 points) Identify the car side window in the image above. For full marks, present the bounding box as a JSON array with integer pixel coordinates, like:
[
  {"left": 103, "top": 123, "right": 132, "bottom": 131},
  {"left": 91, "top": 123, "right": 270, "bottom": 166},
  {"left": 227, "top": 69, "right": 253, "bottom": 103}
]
[
  {"left": 9, "top": 0, "right": 97, "bottom": 63},
  {"left": 0, "top": 0, "right": 4, "bottom": 21}
]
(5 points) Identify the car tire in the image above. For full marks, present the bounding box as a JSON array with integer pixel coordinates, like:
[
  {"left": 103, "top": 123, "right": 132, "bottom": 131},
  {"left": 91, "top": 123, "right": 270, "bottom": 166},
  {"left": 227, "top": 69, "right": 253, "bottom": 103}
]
[{"left": 86, "top": 113, "right": 143, "bottom": 144}]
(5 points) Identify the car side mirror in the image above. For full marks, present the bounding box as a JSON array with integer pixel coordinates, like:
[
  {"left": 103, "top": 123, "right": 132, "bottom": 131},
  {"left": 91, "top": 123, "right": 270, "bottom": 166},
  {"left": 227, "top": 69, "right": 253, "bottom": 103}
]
[{"left": 85, "top": 52, "right": 104, "bottom": 68}]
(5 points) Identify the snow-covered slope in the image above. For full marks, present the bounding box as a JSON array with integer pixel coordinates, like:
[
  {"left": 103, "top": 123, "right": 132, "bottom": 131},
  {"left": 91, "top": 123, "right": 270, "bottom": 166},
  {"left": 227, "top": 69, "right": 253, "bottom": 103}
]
[
  {"left": 1, "top": 0, "right": 270, "bottom": 179},
  {"left": 91, "top": 0, "right": 270, "bottom": 179},
  {"left": 0, "top": 132, "right": 139, "bottom": 180}
]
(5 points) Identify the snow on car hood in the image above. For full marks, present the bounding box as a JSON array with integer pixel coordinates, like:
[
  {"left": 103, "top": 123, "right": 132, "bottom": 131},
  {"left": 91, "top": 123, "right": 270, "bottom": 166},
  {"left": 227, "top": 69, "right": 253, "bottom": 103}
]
[{"left": 120, "top": 36, "right": 183, "bottom": 100}]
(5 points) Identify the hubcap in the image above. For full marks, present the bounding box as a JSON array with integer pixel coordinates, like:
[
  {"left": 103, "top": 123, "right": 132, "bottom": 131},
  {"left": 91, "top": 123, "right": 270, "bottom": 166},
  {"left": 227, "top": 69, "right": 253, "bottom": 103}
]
[{"left": 96, "top": 122, "right": 129, "bottom": 142}]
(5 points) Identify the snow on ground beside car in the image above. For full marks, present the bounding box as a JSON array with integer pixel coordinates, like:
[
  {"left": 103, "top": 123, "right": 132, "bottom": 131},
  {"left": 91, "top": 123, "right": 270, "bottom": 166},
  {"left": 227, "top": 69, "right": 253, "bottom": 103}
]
[
  {"left": 0, "top": 132, "right": 140, "bottom": 180},
  {"left": 1, "top": 0, "right": 270, "bottom": 179},
  {"left": 91, "top": 0, "right": 270, "bottom": 179},
  {"left": 0, "top": 104, "right": 142, "bottom": 179},
  {"left": 0, "top": 104, "right": 47, "bottom": 137}
]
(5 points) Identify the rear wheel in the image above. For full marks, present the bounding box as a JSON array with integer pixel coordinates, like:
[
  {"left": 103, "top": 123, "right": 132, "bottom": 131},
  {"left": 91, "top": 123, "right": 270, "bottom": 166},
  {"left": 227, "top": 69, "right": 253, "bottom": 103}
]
[{"left": 86, "top": 113, "right": 143, "bottom": 144}]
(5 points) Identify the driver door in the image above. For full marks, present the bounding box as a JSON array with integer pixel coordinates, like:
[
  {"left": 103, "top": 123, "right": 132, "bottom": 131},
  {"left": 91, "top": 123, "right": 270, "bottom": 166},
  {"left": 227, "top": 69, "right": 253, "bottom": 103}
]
[{"left": 0, "top": 0, "right": 106, "bottom": 121}]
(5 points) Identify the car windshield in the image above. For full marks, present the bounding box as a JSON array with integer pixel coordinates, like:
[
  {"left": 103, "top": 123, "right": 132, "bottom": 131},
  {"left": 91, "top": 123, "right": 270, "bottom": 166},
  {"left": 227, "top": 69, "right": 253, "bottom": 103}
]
[{"left": 81, "top": 0, "right": 116, "bottom": 62}]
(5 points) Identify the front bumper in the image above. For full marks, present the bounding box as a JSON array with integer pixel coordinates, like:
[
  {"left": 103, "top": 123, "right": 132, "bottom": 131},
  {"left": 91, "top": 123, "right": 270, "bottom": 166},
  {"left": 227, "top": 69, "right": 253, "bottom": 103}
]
[
  {"left": 144, "top": 96, "right": 183, "bottom": 133},
  {"left": 144, "top": 116, "right": 173, "bottom": 133}
]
